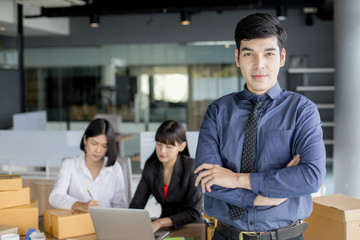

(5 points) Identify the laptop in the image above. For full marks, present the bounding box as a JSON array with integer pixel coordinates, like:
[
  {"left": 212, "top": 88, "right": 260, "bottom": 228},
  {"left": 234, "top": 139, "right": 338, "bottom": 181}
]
[{"left": 89, "top": 207, "right": 169, "bottom": 240}]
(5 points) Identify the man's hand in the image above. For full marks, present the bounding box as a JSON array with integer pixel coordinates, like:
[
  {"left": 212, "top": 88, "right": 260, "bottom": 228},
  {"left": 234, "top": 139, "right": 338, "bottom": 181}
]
[
  {"left": 254, "top": 154, "right": 301, "bottom": 206},
  {"left": 194, "top": 163, "right": 250, "bottom": 193},
  {"left": 194, "top": 154, "right": 300, "bottom": 196},
  {"left": 72, "top": 200, "right": 100, "bottom": 212},
  {"left": 254, "top": 195, "right": 288, "bottom": 206},
  {"left": 287, "top": 154, "right": 300, "bottom": 167}
]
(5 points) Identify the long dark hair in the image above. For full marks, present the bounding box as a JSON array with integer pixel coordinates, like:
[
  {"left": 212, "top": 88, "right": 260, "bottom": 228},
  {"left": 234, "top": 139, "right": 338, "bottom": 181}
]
[
  {"left": 148, "top": 120, "right": 190, "bottom": 162},
  {"left": 80, "top": 118, "right": 117, "bottom": 166}
]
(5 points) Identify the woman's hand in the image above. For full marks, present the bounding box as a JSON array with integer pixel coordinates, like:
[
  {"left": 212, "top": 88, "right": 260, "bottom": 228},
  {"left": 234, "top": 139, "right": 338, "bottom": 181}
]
[
  {"left": 151, "top": 217, "right": 172, "bottom": 232},
  {"left": 72, "top": 200, "right": 100, "bottom": 212}
]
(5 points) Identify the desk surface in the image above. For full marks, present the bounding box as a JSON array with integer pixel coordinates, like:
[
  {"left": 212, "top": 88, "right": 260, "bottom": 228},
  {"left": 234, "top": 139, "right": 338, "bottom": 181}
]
[
  {"left": 115, "top": 133, "right": 137, "bottom": 142},
  {"left": 32, "top": 223, "right": 205, "bottom": 240}
]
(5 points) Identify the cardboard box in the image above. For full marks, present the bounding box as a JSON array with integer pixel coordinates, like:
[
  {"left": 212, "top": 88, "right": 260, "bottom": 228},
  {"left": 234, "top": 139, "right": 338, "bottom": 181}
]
[
  {"left": 0, "top": 225, "right": 18, "bottom": 237},
  {"left": 22, "top": 178, "right": 55, "bottom": 216},
  {"left": 44, "top": 209, "right": 95, "bottom": 239},
  {"left": 0, "top": 200, "right": 38, "bottom": 235},
  {"left": 304, "top": 194, "right": 360, "bottom": 240},
  {"left": 0, "top": 187, "right": 30, "bottom": 209},
  {"left": 0, "top": 175, "right": 22, "bottom": 191}
]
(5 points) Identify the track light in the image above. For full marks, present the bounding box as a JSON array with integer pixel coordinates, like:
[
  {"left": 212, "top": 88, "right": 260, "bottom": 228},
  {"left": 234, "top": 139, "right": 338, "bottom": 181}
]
[
  {"left": 276, "top": 6, "right": 287, "bottom": 21},
  {"left": 180, "top": 12, "right": 191, "bottom": 25},
  {"left": 303, "top": 7, "right": 317, "bottom": 26},
  {"left": 89, "top": 13, "right": 100, "bottom": 28},
  {"left": 305, "top": 13, "right": 314, "bottom": 26}
]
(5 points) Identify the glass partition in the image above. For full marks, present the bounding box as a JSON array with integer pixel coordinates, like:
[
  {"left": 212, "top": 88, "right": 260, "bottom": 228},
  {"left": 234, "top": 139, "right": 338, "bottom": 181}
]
[{"left": 25, "top": 64, "right": 241, "bottom": 131}]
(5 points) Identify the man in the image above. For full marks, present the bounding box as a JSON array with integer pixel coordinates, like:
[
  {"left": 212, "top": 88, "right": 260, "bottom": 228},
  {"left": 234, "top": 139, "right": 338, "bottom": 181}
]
[{"left": 194, "top": 13, "right": 326, "bottom": 240}]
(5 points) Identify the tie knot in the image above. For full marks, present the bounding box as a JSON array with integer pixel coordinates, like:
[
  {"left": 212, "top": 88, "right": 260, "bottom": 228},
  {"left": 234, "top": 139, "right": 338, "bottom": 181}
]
[{"left": 251, "top": 100, "right": 264, "bottom": 110}]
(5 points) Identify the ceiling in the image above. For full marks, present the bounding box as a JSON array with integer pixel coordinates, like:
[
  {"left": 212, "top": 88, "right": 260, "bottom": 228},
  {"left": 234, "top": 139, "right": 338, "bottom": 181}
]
[
  {"left": 0, "top": 0, "right": 332, "bottom": 38},
  {"left": 22, "top": 0, "right": 332, "bottom": 19}
]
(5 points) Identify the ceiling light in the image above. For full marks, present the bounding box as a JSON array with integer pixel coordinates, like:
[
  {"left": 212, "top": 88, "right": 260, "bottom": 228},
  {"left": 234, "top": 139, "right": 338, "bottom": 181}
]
[
  {"left": 303, "top": 7, "right": 317, "bottom": 26},
  {"left": 303, "top": 7, "right": 318, "bottom": 14},
  {"left": 305, "top": 13, "right": 314, "bottom": 26},
  {"left": 186, "top": 41, "right": 235, "bottom": 46},
  {"left": 276, "top": 6, "right": 287, "bottom": 21},
  {"left": 180, "top": 12, "right": 191, "bottom": 26},
  {"left": 17, "top": 0, "right": 86, "bottom": 7},
  {"left": 89, "top": 13, "right": 100, "bottom": 28}
]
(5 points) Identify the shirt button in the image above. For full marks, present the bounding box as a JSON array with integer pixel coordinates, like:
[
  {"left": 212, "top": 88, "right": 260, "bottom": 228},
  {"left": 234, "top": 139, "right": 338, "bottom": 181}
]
[{"left": 250, "top": 221, "right": 254, "bottom": 225}]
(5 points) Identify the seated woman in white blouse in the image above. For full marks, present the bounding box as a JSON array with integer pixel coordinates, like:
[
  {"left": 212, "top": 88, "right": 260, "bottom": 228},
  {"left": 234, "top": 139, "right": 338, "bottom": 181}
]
[{"left": 49, "top": 118, "right": 127, "bottom": 212}]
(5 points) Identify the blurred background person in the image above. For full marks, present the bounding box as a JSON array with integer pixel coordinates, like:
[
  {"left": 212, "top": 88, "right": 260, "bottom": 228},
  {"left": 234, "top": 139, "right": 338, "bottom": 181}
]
[
  {"left": 130, "top": 120, "right": 203, "bottom": 232},
  {"left": 49, "top": 118, "right": 127, "bottom": 212}
]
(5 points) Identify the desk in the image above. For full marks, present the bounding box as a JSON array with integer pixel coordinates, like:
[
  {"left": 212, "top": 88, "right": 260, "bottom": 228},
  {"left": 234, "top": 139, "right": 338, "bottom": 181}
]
[
  {"left": 115, "top": 134, "right": 137, "bottom": 143},
  {"left": 29, "top": 223, "right": 205, "bottom": 240},
  {"left": 163, "top": 223, "right": 206, "bottom": 239}
]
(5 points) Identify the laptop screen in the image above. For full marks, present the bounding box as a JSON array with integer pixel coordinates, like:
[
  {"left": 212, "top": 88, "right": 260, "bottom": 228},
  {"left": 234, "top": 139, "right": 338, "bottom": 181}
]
[{"left": 89, "top": 207, "right": 168, "bottom": 240}]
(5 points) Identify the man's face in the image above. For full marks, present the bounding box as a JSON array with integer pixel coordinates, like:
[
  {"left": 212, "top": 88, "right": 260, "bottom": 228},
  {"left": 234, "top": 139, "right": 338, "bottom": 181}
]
[{"left": 235, "top": 36, "right": 286, "bottom": 95}]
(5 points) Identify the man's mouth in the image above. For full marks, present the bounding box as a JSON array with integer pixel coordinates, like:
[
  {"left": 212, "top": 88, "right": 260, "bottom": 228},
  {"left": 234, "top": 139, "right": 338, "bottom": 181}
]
[{"left": 252, "top": 74, "right": 267, "bottom": 80}]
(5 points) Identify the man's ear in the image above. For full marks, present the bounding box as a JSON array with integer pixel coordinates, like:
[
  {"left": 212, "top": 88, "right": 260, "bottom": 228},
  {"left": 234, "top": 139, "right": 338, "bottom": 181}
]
[
  {"left": 235, "top": 49, "right": 240, "bottom": 67},
  {"left": 280, "top": 48, "right": 286, "bottom": 67}
]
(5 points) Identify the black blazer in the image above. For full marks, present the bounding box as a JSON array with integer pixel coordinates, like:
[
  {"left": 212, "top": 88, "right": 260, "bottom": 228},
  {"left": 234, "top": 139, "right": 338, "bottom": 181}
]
[{"left": 129, "top": 154, "right": 203, "bottom": 229}]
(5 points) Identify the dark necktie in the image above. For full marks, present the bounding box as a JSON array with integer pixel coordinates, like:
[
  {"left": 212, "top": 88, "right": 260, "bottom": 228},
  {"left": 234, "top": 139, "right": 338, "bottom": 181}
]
[{"left": 228, "top": 100, "right": 264, "bottom": 220}]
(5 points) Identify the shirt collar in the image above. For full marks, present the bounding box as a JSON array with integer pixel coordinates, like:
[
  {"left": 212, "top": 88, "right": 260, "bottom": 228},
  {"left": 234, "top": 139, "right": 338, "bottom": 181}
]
[
  {"left": 80, "top": 153, "right": 113, "bottom": 173},
  {"left": 266, "top": 82, "right": 282, "bottom": 100},
  {"left": 237, "top": 82, "right": 282, "bottom": 101}
]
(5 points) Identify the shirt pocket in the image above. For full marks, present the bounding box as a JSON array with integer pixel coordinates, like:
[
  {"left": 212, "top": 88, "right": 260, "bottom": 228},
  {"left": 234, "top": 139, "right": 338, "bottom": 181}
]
[{"left": 260, "top": 130, "right": 295, "bottom": 170}]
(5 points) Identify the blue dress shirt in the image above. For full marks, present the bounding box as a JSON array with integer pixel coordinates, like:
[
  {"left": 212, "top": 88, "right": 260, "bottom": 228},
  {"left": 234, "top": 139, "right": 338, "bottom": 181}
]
[{"left": 195, "top": 82, "right": 326, "bottom": 232}]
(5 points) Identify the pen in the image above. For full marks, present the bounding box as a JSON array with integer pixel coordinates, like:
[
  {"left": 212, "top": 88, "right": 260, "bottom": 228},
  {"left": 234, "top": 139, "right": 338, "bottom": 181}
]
[{"left": 87, "top": 188, "right": 93, "bottom": 200}]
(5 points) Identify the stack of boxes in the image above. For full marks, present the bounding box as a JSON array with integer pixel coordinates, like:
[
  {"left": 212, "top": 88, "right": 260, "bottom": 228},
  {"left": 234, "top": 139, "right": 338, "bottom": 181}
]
[
  {"left": 0, "top": 175, "right": 38, "bottom": 235},
  {"left": 0, "top": 174, "right": 95, "bottom": 239}
]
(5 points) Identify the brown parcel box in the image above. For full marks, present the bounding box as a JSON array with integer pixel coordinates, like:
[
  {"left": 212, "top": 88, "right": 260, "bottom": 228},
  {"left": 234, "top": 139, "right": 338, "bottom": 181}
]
[
  {"left": 0, "top": 175, "right": 22, "bottom": 191},
  {"left": 0, "top": 187, "right": 30, "bottom": 209},
  {"left": 44, "top": 209, "right": 95, "bottom": 239},
  {"left": 0, "top": 200, "right": 38, "bottom": 235},
  {"left": 304, "top": 194, "right": 360, "bottom": 240}
]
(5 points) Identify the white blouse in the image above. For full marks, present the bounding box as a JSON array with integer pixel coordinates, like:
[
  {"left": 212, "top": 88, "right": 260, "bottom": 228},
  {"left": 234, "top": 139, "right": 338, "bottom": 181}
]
[{"left": 49, "top": 154, "right": 127, "bottom": 210}]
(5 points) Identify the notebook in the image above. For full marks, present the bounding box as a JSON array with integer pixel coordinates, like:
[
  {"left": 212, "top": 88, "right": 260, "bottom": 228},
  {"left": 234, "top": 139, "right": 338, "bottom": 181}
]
[{"left": 89, "top": 207, "right": 169, "bottom": 240}]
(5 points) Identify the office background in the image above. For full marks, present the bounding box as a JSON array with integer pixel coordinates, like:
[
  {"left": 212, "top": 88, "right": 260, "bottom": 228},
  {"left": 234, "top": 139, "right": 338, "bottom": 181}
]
[{"left": 1, "top": 0, "right": 358, "bottom": 204}]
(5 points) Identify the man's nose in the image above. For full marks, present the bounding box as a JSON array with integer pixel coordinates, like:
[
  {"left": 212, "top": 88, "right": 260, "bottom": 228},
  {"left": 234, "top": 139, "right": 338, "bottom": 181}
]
[{"left": 254, "top": 55, "right": 265, "bottom": 68}]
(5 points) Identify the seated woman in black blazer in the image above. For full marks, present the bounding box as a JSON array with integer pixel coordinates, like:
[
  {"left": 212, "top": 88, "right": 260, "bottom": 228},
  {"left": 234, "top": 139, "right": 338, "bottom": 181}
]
[{"left": 129, "top": 120, "right": 203, "bottom": 232}]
